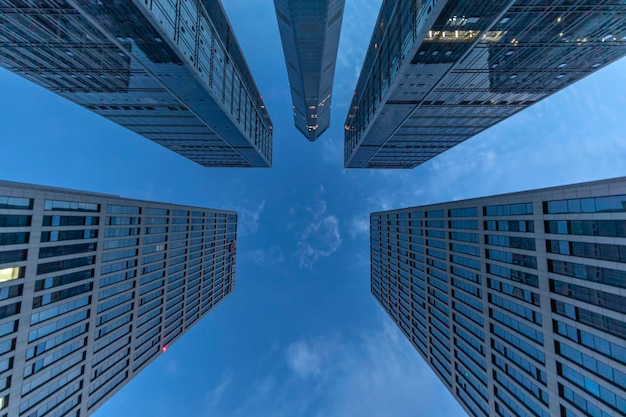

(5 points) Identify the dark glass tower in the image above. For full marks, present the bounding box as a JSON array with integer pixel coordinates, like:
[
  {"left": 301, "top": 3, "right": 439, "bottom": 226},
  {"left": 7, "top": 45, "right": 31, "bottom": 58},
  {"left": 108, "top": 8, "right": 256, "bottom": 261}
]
[
  {"left": 274, "top": 0, "right": 345, "bottom": 141},
  {"left": 345, "top": 0, "right": 626, "bottom": 168},
  {"left": 0, "top": 180, "right": 237, "bottom": 416},
  {"left": 0, "top": 0, "right": 273, "bottom": 167},
  {"left": 370, "top": 177, "right": 626, "bottom": 417}
]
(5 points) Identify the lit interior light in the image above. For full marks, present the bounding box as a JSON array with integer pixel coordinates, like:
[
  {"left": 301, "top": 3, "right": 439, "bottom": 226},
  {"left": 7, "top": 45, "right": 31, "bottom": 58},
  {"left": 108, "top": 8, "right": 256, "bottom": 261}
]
[
  {"left": 0, "top": 267, "right": 21, "bottom": 283},
  {"left": 557, "top": 17, "right": 562, "bottom": 23}
]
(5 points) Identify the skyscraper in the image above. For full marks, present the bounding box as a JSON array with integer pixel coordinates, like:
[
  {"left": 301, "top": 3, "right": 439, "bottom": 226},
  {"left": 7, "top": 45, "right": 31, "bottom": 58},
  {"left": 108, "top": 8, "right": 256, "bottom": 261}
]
[
  {"left": 345, "top": 0, "right": 626, "bottom": 168},
  {"left": 370, "top": 177, "right": 626, "bottom": 417},
  {"left": 0, "top": 180, "right": 237, "bottom": 416},
  {"left": 0, "top": 0, "right": 273, "bottom": 167},
  {"left": 274, "top": 0, "right": 345, "bottom": 141}
]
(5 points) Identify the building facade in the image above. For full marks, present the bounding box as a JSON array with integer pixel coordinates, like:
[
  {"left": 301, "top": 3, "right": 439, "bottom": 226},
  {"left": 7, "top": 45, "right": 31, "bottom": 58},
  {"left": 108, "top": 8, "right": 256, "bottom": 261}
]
[
  {"left": 370, "top": 177, "right": 626, "bottom": 417},
  {"left": 274, "top": 0, "right": 344, "bottom": 141},
  {"left": 345, "top": 0, "right": 626, "bottom": 168},
  {"left": 0, "top": 0, "right": 273, "bottom": 167},
  {"left": 0, "top": 180, "right": 237, "bottom": 416}
]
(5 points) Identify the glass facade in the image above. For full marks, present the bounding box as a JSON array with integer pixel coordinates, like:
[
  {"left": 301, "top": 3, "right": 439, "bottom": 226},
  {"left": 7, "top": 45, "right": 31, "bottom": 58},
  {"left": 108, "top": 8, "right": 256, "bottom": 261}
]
[
  {"left": 345, "top": 0, "right": 626, "bottom": 168},
  {"left": 0, "top": 0, "right": 273, "bottom": 167},
  {"left": 0, "top": 180, "right": 237, "bottom": 416},
  {"left": 370, "top": 176, "right": 626, "bottom": 417},
  {"left": 274, "top": 0, "right": 345, "bottom": 141}
]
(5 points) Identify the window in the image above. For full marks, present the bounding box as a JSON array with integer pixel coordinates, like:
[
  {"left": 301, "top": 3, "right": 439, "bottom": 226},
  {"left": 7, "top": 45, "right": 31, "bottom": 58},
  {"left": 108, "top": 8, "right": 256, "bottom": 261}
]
[
  {"left": 544, "top": 195, "right": 626, "bottom": 214},
  {"left": 39, "top": 243, "right": 96, "bottom": 259},
  {"left": 0, "top": 215, "right": 31, "bottom": 227},
  {"left": 0, "top": 266, "right": 25, "bottom": 282},
  {"left": 44, "top": 200, "right": 99, "bottom": 212},
  {"left": 0, "top": 232, "right": 29, "bottom": 246},
  {"left": 107, "top": 205, "right": 140, "bottom": 214},
  {"left": 0, "top": 249, "right": 27, "bottom": 265},
  {"left": 0, "top": 196, "right": 32, "bottom": 209},
  {"left": 449, "top": 207, "right": 478, "bottom": 217},
  {"left": 484, "top": 203, "right": 533, "bottom": 216}
]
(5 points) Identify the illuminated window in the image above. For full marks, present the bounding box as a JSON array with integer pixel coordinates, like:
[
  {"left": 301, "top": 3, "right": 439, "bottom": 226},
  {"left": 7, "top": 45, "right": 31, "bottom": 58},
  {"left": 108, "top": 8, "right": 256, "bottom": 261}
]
[{"left": 0, "top": 267, "right": 23, "bottom": 283}]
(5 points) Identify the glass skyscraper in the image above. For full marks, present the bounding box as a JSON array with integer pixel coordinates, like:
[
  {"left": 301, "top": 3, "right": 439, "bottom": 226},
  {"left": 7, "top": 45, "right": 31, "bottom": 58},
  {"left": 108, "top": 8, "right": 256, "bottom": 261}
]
[
  {"left": 370, "top": 177, "right": 626, "bottom": 417},
  {"left": 345, "top": 0, "right": 626, "bottom": 168},
  {"left": 0, "top": 180, "right": 237, "bottom": 416},
  {"left": 274, "top": 0, "right": 345, "bottom": 141},
  {"left": 0, "top": 0, "right": 273, "bottom": 167}
]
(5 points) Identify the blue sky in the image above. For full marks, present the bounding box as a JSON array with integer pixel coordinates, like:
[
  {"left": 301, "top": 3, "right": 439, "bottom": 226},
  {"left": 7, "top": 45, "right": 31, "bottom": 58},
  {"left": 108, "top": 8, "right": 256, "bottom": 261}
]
[{"left": 1, "top": 0, "right": 626, "bottom": 416}]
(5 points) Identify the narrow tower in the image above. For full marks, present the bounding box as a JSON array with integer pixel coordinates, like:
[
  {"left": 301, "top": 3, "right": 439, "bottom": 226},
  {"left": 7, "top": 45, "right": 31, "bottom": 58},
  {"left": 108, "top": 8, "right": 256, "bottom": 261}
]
[{"left": 274, "top": 0, "right": 345, "bottom": 141}]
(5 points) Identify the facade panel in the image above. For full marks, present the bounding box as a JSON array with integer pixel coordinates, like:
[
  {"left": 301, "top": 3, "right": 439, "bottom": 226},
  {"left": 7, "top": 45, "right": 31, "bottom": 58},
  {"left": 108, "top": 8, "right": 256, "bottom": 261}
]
[
  {"left": 371, "top": 177, "right": 626, "bottom": 417},
  {"left": 274, "top": 0, "right": 344, "bottom": 141},
  {"left": 0, "top": 180, "right": 237, "bottom": 416},
  {"left": 346, "top": 0, "right": 626, "bottom": 168},
  {"left": 0, "top": 0, "right": 273, "bottom": 167}
]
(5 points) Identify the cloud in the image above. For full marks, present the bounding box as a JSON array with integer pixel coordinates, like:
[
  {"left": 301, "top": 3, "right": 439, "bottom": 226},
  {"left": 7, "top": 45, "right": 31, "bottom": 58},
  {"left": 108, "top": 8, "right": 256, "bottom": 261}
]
[
  {"left": 318, "top": 134, "right": 343, "bottom": 165},
  {"left": 313, "top": 318, "right": 465, "bottom": 417},
  {"left": 213, "top": 316, "right": 465, "bottom": 417},
  {"left": 349, "top": 213, "right": 370, "bottom": 238},
  {"left": 286, "top": 340, "right": 324, "bottom": 379},
  {"left": 285, "top": 337, "right": 341, "bottom": 380},
  {"left": 204, "top": 372, "right": 234, "bottom": 413},
  {"left": 237, "top": 200, "right": 265, "bottom": 236},
  {"left": 297, "top": 200, "right": 342, "bottom": 268},
  {"left": 249, "top": 245, "right": 285, "bottom": 266}
]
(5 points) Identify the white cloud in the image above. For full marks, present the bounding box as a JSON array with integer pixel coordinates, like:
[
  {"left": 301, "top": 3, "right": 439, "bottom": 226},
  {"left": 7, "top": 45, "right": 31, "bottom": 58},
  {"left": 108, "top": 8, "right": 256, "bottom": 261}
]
[
  {"left": 297, "top": 200, "right": 342, "bottom": 268},
  {"left": 349, "top": 213, "right": 370, "bottom": 238},
  {"left": 204, "top": 372, "right": 234, "bottom": 414},
  {"left": 236, "top": 200, "right": 265, "bottom": 236},
  {"left": 313, "top": 318, "right": 465, "bottom": 417},
  {"left": 217, "top": 316, "right": 465, "bottom": 417},
  {"left": 286, "top": 340, "right": 325, "bottom": 379},
  {"left": 249, "top": 245, "right": 285, "bottom": 266}
]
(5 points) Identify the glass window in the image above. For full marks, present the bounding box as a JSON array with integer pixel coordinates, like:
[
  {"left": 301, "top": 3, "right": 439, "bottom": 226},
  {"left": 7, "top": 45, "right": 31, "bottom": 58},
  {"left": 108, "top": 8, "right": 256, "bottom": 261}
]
[
  {"left": 0, "top": 196, "right": 32, "bottom": 210},
  {"left": 0, "top": 215, "right": 31, "bottom": 227},
  {"left": 426, "top": 210, "right": 444, "bottom": 218},
  {"left": 32, "top": 283, "right": 93, "bottom": 308},
  {"left": 0, "top": 302, "right": 20, "bottom": 320},
  {"left": 0, "top": 249, "right": 28, "bottom": 265},
  {"left": 37, "top": 256, "right": 96, "bottom": 275},
  {"left": 595, "top": 195, "right": 626, "bottom": 213},
  {"left": 107, "top": 205, "right": 140, "bottom": 214},
  {"left": 449, "top": 207, "right": 478, "bottom": 217},
  {"left": 0, "top": 283, "right": 23, "bottom": 301},
  {"left": 0, "top": 232, "right": 29, "bottom": 246},
  {"left": 44, "top": 200, "right": 99, "bottom": 212},
  {"left": 39, "top": 243, "right": 96, "bottom": 259},
  {"left": 35, "top": 269, "right": 94, "bottom": 291},
  {"left": 0, "top": 266, "right": 25, "bottom": 282},
  {"left": 145, "top": 207, "right": 168, "bottom": 216}
]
